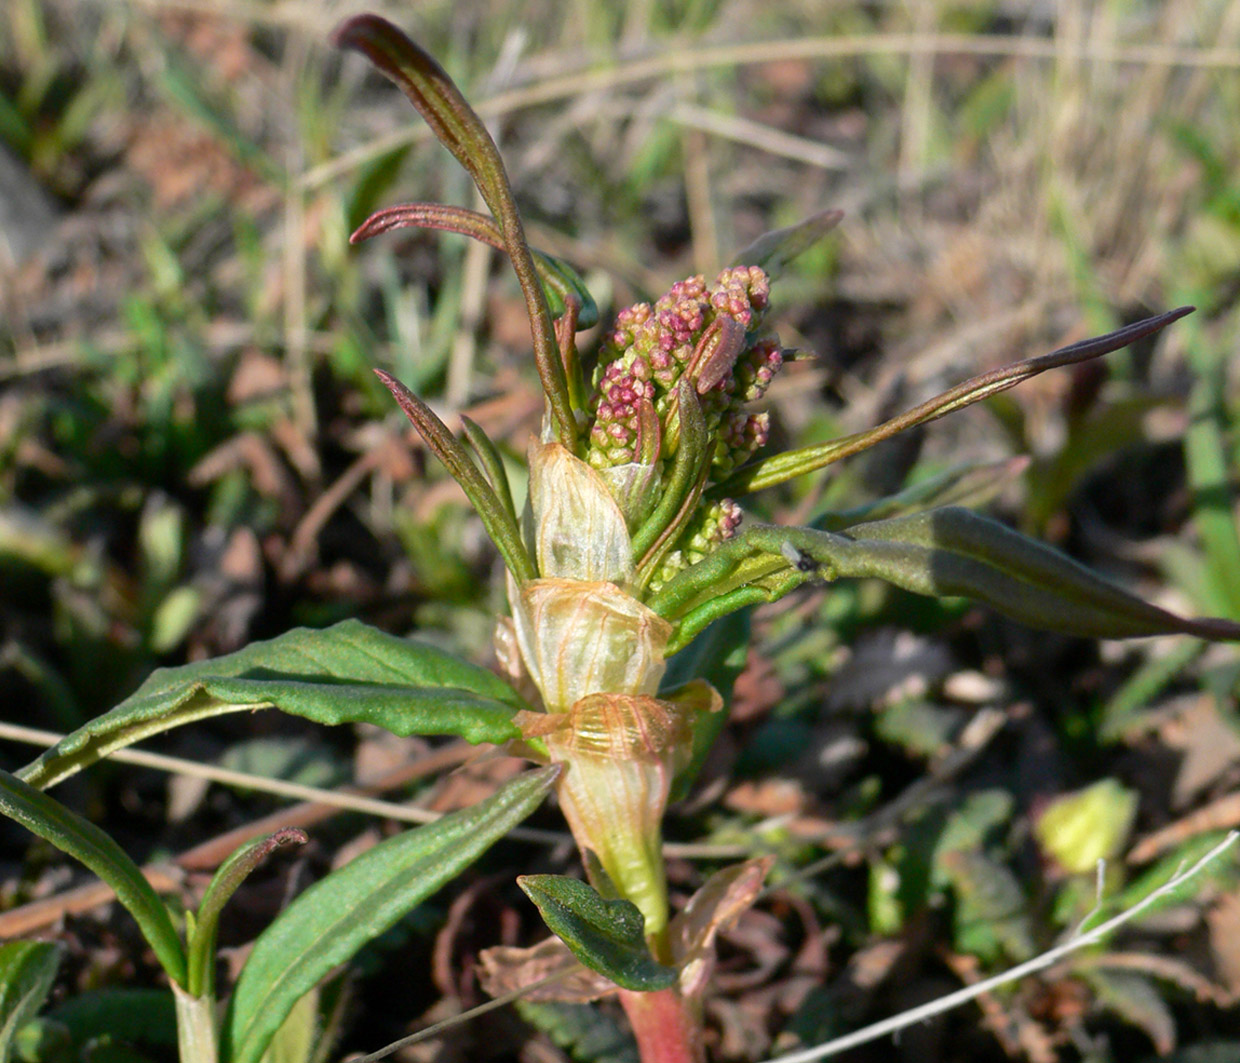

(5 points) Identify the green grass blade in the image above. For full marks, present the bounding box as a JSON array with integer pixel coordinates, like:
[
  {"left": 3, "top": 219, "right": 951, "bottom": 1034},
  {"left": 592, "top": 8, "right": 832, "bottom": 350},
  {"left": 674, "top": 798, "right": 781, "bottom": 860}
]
[
  {"left": 727, "top": 208, "right": 843, "bottom": 277},
  {"left": 1184, "top": 325, "right": 1240, "bottom": 619},
  {"left": 225, "top": 765, "right": 559, "bottom": 1063},
  {"left": 0, "top": 772, "right": 187, "bottom": 987}
]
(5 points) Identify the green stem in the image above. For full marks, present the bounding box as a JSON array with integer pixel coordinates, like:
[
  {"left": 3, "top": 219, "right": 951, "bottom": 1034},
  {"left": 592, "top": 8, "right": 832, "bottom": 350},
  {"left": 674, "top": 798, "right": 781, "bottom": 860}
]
[
  {"left": 173, "top": 983, "right": 219, "bottom": 1063},
  {"left": 619, "top": 988, "right": 703, "bottom": 1063}
]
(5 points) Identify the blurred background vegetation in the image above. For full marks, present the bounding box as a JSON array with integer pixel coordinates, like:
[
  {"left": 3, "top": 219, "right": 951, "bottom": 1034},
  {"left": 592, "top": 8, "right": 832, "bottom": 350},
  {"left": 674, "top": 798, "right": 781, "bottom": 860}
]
[{"left": 2, "top": 1, "right": 1240, "bottom": 1061}]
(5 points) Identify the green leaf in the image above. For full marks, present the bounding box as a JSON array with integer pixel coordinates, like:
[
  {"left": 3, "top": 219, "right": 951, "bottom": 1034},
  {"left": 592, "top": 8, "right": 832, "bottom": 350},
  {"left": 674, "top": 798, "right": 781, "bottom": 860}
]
[
  {"left": 0, "top": 942, "right": 61, "bottom": 1063},
  {"left": 460, "top": 416, "right": 518, "bottom": 525},
  {"left": 19, "top": 620, "right": 527, "bottom": 791},
  {"left": 374, "top": 370, "right": 538, "bottom": 584},
  {"left": 351, "top": 204, "right": 599, "bottom": 328},
  {"left": 633, "top": 381, "right": 710, "bottom": 574},
  {"left": 225, "top": 765, "right": 559, "bottom": 1063},
  {"left": 940, "top": 850, "right": 1034, "bottom": 963},
  {"left": 1184, "top": 324, "right": 1240, "bottom": 619},
  {"left": 516, "top": 876, "right": 678, "bottom": 993},
  {"left": 728, "top": 208, "right": 843, "bottom": 277},
  {"left": 715, "top": 307, "right": 1194, "bottom": 497},
  {"left": 532, "top": 249, "right": 600, "bottom": 330},
  {"left": 1097, "top": 640, "right": 1206, "bottom": 742},
  {"left": 835, "top": 508, "right": 1240, "bottom": 640},
  {"left": 652, "top": 511, "right": 1240, "bottom": 643},
  {"left": 260, "top": 986, "right": 319, "bottom": 1063},
  {"left": 187, "top": 829, "right": 308, "bottom": 998},
  {"left": 0, "top": 772, "right": 187, "bottom": 987},
  {"left": 332, "top": 15, "right": 578, "bottom": 448}
]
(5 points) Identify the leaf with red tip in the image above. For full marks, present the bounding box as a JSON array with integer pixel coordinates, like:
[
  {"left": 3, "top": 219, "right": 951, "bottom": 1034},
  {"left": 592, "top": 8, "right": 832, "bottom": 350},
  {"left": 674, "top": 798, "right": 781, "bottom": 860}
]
[
  {"left": 351, "top": 203, "right": 598, "bottom": 328},
  {"left": 717, "top": 308, "right": 1195, "bottom": 496},
  {"left": 375, "top": 369, "right": 536, "bottom": 583},
  {"left": 187, "top": 829, "right": 307, "bottom": 997},
  {"left": 333, "top": 15, "right": 577, "bottom": 446}
]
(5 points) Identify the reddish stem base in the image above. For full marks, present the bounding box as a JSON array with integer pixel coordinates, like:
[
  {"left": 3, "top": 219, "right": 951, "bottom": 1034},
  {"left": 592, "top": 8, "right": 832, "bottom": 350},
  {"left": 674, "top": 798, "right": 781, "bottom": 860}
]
[{"left": 619, "top": 988, "right": 703, "bottom": 1063}]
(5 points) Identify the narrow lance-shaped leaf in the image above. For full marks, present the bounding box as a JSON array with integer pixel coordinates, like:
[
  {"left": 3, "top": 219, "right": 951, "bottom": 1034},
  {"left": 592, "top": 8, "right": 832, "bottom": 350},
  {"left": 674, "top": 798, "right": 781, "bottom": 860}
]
[
  {"left": 186, "top": 829, "right": 308, "bottom": 998},
  {"left": 715, "top": 307, "right": 1194, "bottom": 497},
  {"left": 333, "top": 15, "right": 578, "bottom": 448},
  {"left": 460, "top": 415, "right": 518, "bottom": 525},
  {"left": 835, "top": 508, "right": 1240, "bottom": 639},
  {"left": 632, "top": 381, "right": 709, "bottom": 566},
  {"left": 727, "top": 208, "right": 843, "bottom": 277},
  {"left": 376, "top": 370, "right": 537, "bottom": 583},
  {"left": 225, "top": 765, "right": 560, "bottom": 1063},
  {"left": 351, "top": 203, "right": 599, "bottom": 328},
  {"left": 20, "top": 620, "right": 527, "bottom": 791},
  {"left": 651, "top": 509, "right": 1240, "bottom": 644},
  {"left": 517, "top": 875, "right": 678, "bottom": 992},
  {"left": 0, "top": 771, "right": 187, "bottom": 987}
]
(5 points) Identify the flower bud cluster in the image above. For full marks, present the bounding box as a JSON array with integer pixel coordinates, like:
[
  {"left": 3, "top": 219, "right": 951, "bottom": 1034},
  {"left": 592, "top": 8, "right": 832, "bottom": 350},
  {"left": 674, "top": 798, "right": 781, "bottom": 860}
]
[
  {"left": 648, "top": 498, "right": 744, "bottom": 593},
  {"left": 586, "top": 266, "right": 777, "bottom": 473},
  {"left": 588, "top": 364, "right": 658, "bottom": 467},
  {"left": 583, "top": 267, "right": 782, "bottom": 571}
]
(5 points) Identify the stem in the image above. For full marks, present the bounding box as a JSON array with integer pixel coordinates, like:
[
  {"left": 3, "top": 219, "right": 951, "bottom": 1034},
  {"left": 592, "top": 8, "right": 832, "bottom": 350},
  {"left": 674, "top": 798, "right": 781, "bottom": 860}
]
[
  {"left": 619, "top": 988, "right": 703, "bottom": 1063},
  {"left": 173, "top": 983, "right": 219, "bottom": 1063}
]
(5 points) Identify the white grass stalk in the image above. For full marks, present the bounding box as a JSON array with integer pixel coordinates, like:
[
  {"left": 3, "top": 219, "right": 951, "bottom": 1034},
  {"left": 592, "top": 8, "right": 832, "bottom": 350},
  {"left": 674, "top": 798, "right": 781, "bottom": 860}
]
[
  {"left": 0, "top": 722, "right": 744, "bottom": 858},
  {"left": 759, "top": 831, "right": 1239, "bottom": 1063}
]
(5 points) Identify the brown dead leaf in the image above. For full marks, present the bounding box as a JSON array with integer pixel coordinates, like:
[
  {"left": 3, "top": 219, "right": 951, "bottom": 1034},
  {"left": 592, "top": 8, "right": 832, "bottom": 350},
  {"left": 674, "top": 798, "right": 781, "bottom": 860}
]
[
  {"left": 228, "top": 349, "right": 289, "bottom": 405},
  {"left": 1207, "top": 890, "right": 1240, "bottom": 1002},
  {"left": 426, "top": 756, "right": 527, "bottom": 814},
  {"left": 843, "top": 938, "right": 904, "bottom": 993},
  {"left": 1161, "top": 697, "right": 1240, "bottom": 808},
  {"left": 724, "top": 778, "right": 807, "bottom": 818},
  {"left": 478, "top": 937, "right": 617, "bottom": 1003},
  {"left": 730, "top": 649, "right": 783, "bottom": 723},
  {"left": 188, "top": 431, "right": 300, "bottom": 512},
  {"left": 673, "top": 857, "right": 773, "bottom": 996}
]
